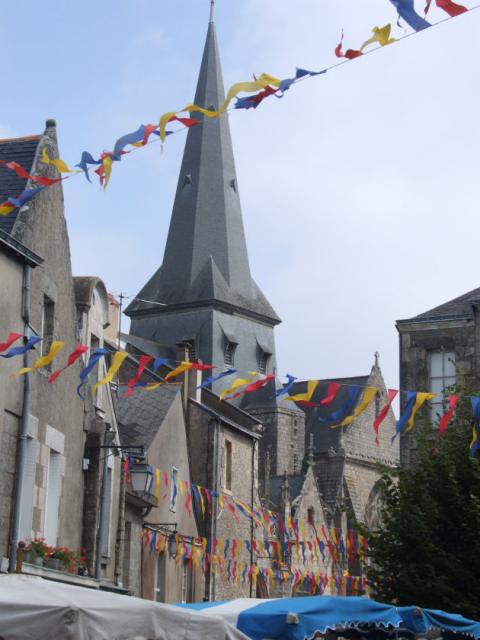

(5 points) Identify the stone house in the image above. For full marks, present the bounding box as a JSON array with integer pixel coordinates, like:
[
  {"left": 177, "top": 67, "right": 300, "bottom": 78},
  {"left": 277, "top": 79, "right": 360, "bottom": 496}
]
[
  {"left": 114, "top": 363, "right": 203, "bottom": 602},
  {"left": 397, "top": 287, "right": 480, "bottom": 466},
  {"left": 0, "top": 124, "right": 88, "bottom": 572}
]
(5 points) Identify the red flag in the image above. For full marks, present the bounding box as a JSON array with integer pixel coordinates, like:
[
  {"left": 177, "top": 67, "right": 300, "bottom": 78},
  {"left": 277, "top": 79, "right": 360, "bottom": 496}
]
[
  {"left": 48, "top": 345, "right": 88, "bottom": 383},
  {"left": 142, "top": 123, "right": 159, "bottom": 145},
  {"left": 373, "top": 389, "right": 398, "bottom": 445},
  {"left": 184, "top": 480, "right": 192, "bottom": 516},
  {"left": 0, "top": 160, "right": 61, "bottom": 186},
  {"left": 124, "top": 355, "right": 153, "bottom": 396},
  {"left": 163, "top": 471, "right": 169, "bottom": 498},
  {"left": 189, "top": 362, "right": 215, "bottom": 371},
  {"left": 169, "top": 115, "right": 200, "bottom": 128},
  {"left": 204, "top": 488, "right": 212, "bottom": 515},
  {"left": 438, "top": 394, "right": 459, "bottom": 437},
  {"left": 0, "top": 332, "right": 22, "bottom": 353},
  {"left": 335, "top": 31, "right": 362, "bottom": 59},
  {"left": 321, "top": 382, "right": 341, "bottom": 405},
  {"left": 230, "top": 374, "right": 274, "bottom": 399},
  {"left": 431, "top": 0, "right": 467, "bottom": 16}
]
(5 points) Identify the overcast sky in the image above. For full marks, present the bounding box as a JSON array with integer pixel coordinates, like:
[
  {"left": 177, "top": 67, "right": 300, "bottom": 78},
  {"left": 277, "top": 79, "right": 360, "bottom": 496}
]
[{"left": 2, "top": 0, "right": 479, "bottom": 393}]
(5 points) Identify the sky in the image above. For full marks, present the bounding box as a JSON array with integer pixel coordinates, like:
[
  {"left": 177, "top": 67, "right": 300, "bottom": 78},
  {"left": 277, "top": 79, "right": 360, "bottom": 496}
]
[{"left": 2, "top": 0, "right": 479, "bottom": 393}]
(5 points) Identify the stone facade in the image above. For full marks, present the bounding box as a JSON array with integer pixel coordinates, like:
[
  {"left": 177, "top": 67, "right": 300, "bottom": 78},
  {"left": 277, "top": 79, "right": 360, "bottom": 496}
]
[
  {"left": 0, "top": 125, "right": 86, "bottom": 564},
  {"left": 397, "top": 287, "right": 480, "bottom": 466},
  {"left": 187, "top": 389, "right": 261, "bottom": 600}
]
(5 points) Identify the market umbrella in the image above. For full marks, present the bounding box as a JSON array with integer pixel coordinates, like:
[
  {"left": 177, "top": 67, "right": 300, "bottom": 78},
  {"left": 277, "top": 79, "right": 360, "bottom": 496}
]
[
  {"left": 0, "top": 574, "right": 248, "bottom": 640},
  {"left": 179, "top": 596, "right": 480, "bottom": 640}
]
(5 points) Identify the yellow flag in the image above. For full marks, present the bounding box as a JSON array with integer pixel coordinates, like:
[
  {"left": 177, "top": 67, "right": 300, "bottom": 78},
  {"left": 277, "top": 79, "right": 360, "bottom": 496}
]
[
  {"left": 286, "top": 379, "right": 318, "bottom": 403},
  {"left": 16, "top": 340, "right": 65, "bottom": 376},
  {"left": 405, "top": 392, "right": 436, "bottom": 431},
  {"left": 164, "top": 361, "right": 193, "bottom": 381},
  {"left": 158, "top": 73, "right": 281, "bottom": 141},
  {"left": 41, "top": 148, "right": 79, "bottom": 173},
  {"left": 361, "top": 24, "right": 395, "bottom": 51},
  {"left": 154, "top": 469, "right": 161, "bottom": 503},
  {"left": 220, "top": 377, "right": 253, "bottom": 400},
  {"left": 93, "top": 351, "right": 128, "bottom": 392},
  {"left": 340, "top": 386, "right": 378, "bottom": 427},
  {"left": 0, "top": 204, "right": 16, "bottom": 216}
]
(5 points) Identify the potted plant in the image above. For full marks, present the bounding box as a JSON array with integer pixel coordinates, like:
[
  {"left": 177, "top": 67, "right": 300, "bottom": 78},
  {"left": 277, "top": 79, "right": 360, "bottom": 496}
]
[{"left": 27, "top": 538, "right": 49, "bottom": 566}]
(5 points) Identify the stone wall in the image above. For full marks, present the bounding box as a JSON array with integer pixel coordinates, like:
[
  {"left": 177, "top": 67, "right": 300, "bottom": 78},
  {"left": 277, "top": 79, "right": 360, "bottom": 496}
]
[
  {"left": 252, "top": 406, "right": 306, "bottom": 479},
  {"left": 187, "top": 399, "right": 258, "bottom": 600},
  {"left": 398, "top": 318, "right": 477, "bottom": 465}
]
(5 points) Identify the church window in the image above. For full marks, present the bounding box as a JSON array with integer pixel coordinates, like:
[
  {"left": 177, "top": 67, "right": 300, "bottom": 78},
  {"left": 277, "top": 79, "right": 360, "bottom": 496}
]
[
  {"left": 225, "top": 440, "right": 233, "bottom": 491},
  {"left": 224, "top": 341, "right": 237, "bottom": 366},
  {"left": 293, "top": 453, "right": 298, "bottom": 472},
  {"left": 428, "top": 350, "right": 455, "bottom": 423}
]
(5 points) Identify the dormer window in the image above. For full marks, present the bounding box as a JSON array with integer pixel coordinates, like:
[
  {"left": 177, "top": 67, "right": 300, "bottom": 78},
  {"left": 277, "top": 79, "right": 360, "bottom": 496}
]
[
  {"left": 256, "top": 338, "right": 272, "bottom": 375},
  {"left": 257, "top": 348, "right": 270, "bottom": 375},
  {"left": 224, "top": 341, "right": 237, "bottom": 366}
]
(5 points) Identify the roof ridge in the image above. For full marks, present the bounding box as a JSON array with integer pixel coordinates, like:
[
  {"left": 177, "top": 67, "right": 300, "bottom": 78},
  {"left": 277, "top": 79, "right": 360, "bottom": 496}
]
[{"left": 0, "top": 135, "right": 41, "bottom": 143}]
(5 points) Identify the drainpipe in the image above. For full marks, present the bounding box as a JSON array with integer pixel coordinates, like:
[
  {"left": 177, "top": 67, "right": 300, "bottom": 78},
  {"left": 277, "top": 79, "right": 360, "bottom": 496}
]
[
  {"left": 95, "top": 423, "right": 111, "bottom": 580},
  {"left": 114, "top": 455, "right": 126, "bottom": 586},
  {"left": 249, "top": 440, "right": 256, "bottom": 597},
  {"left": 9, "top": 265, "right": 32, "bottom": 572},
  {"left": 209, "top": 418, "right": 220, "bottom": 601}
]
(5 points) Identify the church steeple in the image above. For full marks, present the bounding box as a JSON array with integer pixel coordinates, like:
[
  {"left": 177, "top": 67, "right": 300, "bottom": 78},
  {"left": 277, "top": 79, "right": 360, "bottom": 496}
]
[{"left": 127, "top": 6, "right": 279, "bottom": 324}]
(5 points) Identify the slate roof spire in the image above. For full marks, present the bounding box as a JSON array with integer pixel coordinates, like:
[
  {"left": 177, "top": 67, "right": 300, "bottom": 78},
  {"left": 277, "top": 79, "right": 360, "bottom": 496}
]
[{"left": 126, "top": 5, "right": 279, "bottom": 324}]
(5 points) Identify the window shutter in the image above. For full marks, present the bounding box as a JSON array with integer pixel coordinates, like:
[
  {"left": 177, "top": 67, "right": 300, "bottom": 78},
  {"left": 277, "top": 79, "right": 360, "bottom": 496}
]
[{"left": 18, "top": 438, "right": 39, "bottom": 541}]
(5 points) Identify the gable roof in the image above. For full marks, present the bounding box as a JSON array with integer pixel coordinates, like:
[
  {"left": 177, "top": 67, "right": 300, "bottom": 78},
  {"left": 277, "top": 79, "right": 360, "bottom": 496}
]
[
  {"left": 397, "top": 286, "right": 480, "bottom": 325},
  {"left": 114, "top": 385, "right": 180, "bottom": 449},
  {"left": 0, "top": 135, "right": 40, "bottom": 235}
]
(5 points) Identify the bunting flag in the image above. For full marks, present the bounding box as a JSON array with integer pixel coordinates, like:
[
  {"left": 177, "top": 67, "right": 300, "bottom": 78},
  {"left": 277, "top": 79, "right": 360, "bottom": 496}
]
[
  {"left": 276, "top": 374, "right": 297, "bottom": 397},
  {"left": 404, "top": 392, "right": 436, "bottom": 432},
  {"left": 124, "top": 355, "right": 153, "bottom": 396},
  {"left": 0, "top": 332, "right": 22, "bottom": 354},
  {"left": 196, "top": 368, "right": 236, "bottom": 390},
  {"left": 228, "top": 374, "right": 275, "bottom": 400},
  {"left": 360, "top": 24, "right": 395, "bottom": 50},
  {"left": 234, "top": 85, "right": 278, "bottom": 110},
  {"left": 393, "top": 391, "right": 436, "bottom": 441},
  {"left": 0, "top": 202, "right": 15, "bottom": 216},
  {"left": 286, "top": 379, "right": 318, "bottom": 404},
  {"left": 389, "top": 0, "right": 431, "bottom": 30},
  {"left": 75, "top": 151, "right": 102, "bottom": 182},
  {"left": 16, "top": 340, "right": 65, "bottom": 376},
  {"left": 48, "top": 344, "right": 89, "bottom": 383},
  {"left": 41, "top": 148, "right": 79, "bottom": 173},
  {"left": 425, "top": 0, "right": 468, "bottom": 17},
  {"left": 143, "top": 360, "right": 210, "bottom": 391},
  {"left": 438, "top": 394, "right": 459, "bottom": 437},
  {"left": 0, "top": 335, "right": 41, "bottom": 358},
  {"left": 320, "top": 382, "right": 341, "bottom": 406},
  {"left": 335, "top": 30, "right": 363, "bottom": 59},
  {"left": 320, "top": 385, "right": 362, "bottom": 424},
  {"left": 469, "top": 396, "right": 480, "bottom": 457},
  {"left": 93, "top": 351, "right": 128, "bottom": 392},
  {"left": 4, "top": 186, "right": 46, "bottom": 209},
  {"left": 220, "top": 375, "right": 257, "bottom": 400},
  {"left": 0, "top": 159, "right": 61, "bottom": 186},
  {"left": 158, "top": 73, "right": 281, "bottom": 141},
  {"left": 340, "top": 386, "right": 378, "bottom": 427},
  {"left": 373, "top": 389, "right": 398, "bottom": 445},
  {"left": 77, "top": 347, "right": 109, "bottom": 398}
]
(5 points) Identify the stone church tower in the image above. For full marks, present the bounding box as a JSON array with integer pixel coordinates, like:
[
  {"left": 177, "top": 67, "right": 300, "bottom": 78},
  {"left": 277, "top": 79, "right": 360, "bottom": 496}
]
[{"left": 126, "top": 3, "right": 305, "bottom": 475}]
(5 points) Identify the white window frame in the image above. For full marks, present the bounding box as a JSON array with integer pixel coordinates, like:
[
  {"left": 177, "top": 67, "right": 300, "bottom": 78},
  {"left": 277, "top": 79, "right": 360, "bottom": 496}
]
[
  {"left": 428, "top": 350, "right": 455, "bottom": 423},
  {"left": 44, "top": 449, "right": 61, "bottom": 545}
]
